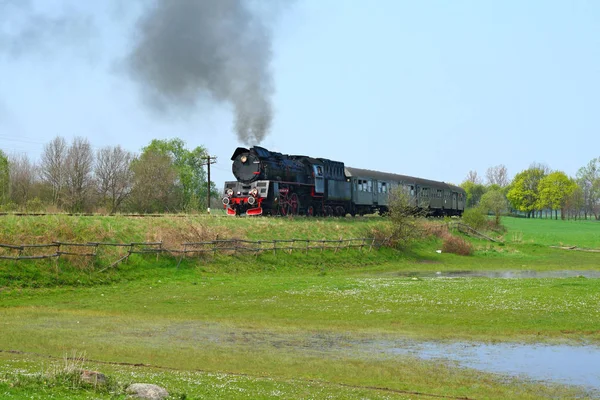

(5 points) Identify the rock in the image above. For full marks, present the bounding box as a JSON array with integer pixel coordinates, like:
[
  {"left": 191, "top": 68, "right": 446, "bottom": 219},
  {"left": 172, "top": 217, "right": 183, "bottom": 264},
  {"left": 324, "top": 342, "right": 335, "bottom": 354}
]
[
  {"left": 80, "top": 370, "right": 107, "bottom": 386},
  {"left": 126, "top": 383, "right": 169, "bottom": 400}
]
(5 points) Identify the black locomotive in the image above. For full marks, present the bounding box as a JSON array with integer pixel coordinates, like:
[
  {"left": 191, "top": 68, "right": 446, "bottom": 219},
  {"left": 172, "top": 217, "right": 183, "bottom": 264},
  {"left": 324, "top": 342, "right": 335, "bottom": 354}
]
[{"left": 222, "top": 146, "right": 465, "bottom": 217}]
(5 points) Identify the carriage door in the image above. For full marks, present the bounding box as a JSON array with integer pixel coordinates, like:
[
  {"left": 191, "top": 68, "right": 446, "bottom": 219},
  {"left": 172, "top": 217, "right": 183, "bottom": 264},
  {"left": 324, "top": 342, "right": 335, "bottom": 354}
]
[
  {"left": 452, "top": 192, "right": 458, "bottom": 209},
  {"left": 372, "top": 180, "right": 379, "bottom": 204},
  {"left": 313, "top": 165, "right": 324, "bottom": 194}
]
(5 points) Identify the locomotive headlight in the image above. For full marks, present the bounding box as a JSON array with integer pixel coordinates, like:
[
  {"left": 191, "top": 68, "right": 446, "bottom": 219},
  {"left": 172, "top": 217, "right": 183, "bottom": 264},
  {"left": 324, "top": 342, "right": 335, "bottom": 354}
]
[
  {"left": 247, "top": 196, "right": 256, "bottom": 205},
  {"left": 226, "top": 188, "right": 234, "bottom": 197},
  {"left": 241, "top": 155, "right": 248, "bottom": 163},
  {"left": 250, "top": 188, "right": 258, "bottom": 197}
]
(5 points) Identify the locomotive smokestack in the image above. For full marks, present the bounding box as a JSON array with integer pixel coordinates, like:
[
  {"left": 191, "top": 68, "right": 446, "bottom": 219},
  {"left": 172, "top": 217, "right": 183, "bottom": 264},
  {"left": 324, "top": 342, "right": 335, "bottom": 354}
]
[{"left": 126, "top": 0, "right": 277, "bottom": 145}]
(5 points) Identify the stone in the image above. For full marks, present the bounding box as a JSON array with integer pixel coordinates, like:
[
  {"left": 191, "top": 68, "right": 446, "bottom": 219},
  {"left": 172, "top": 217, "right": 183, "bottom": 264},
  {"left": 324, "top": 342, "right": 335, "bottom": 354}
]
[
  {"left": 126, "top": 383, "right": 169, "bottom": 400},
  {"left": 80, "top": 370, "right": 107, "bottom": 386}
]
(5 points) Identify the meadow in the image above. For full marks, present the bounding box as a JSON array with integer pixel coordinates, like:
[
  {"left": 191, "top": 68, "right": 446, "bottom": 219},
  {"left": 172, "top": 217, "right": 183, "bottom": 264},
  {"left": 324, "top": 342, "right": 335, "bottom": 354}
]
[{"left": 0, "top": 215, "right": 599, "bottom": 399}]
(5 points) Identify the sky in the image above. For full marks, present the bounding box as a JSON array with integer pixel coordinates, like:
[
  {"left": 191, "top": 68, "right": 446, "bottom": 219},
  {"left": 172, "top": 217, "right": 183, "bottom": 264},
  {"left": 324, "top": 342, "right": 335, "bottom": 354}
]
[{"left": 1, "top": 0, "right": 599, "bottom": 189}]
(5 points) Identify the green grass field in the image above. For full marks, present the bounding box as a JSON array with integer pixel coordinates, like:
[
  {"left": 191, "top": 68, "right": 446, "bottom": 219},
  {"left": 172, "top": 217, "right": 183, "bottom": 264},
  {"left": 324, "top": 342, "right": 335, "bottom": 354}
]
[{"left": 0, "top": 215, "right": 599, "bottom": 399}]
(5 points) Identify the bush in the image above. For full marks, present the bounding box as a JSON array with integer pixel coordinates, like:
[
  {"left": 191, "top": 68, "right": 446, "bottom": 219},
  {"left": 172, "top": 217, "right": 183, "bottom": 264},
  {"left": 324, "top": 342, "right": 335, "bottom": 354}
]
[
  {"left": 25, "top": 197, "right": 45, "bottom": 213},
  {"left": 441, "top": 233, "right": 473, "bottom": 256},
  {"left": 386, "top": 189, "right": 427, "bottom": 248},
  {"left": 461, "top": 207, "right": 487, "bottom": 230}
]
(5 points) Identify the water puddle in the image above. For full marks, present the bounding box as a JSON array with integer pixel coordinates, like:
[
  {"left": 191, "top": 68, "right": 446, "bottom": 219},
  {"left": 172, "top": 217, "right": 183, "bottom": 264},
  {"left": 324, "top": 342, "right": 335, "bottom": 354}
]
[
  {"left": 394, "top": 270, "right": 600, "bottom": 279},
  {"left": 388, "top": 341, "right": 600, "bottom": 392}
]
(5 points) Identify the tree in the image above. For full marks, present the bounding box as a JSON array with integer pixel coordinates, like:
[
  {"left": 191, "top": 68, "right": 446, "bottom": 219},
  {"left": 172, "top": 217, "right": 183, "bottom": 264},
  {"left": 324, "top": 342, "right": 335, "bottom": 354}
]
[
  {"left": 8, "top": 153, "right": 36, "bottom": 206},
  {"left": 576, "top": 158, "right": 600, "bottom": 219},
  {"left": 64, "top": 137, "right": 94, "bottom": 212},
  {"left": 460, "top": 180, "right": 486, "bottom": 208},
  {"left": 485, "top": 164, "right": 509, "bottom": 187},
  {"left": 0, "top": 149, "right": 8, "bottom": 205},
  {"left": 480, "top": 189, "right": 507, "bottom": 225},
  {"left": 128, "top": 149, "right": 180, "bottom": 213},
  {"left": 506, "top": 166, "right": 548, "bottom": 218},
  {"left": 142, "top": 138, "right": 213, "bottom": 211},
  {"left": 564, "top": 185, "right": 584, "bottom": 220},
  {"left": 40, "top": 136, "right": 68, "bottom": 208},
  {"left": 95, "top": 145, "right": 134, "bottom": 214},
  {"left": 538, "top": 171, "right": 578, "bottom": 220},
  {"left": 386, "top": 187, "right": 426, "bottom": 248},
  {"left": 465, "top": 170, "right": 482, "bottom": 185}
]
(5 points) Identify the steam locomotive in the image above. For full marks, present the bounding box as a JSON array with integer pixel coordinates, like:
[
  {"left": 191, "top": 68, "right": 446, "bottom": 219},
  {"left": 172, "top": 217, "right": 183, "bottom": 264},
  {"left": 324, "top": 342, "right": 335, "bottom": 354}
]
[{"left": 222, "top": 146, "right": 465, "bottom": 217}]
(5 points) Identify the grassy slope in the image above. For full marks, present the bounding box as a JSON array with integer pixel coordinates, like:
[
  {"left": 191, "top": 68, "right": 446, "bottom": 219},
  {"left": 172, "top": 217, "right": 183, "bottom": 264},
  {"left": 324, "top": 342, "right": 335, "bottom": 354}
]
[{"left": 0, "top": 215, "right": 599, "bottom": 399}]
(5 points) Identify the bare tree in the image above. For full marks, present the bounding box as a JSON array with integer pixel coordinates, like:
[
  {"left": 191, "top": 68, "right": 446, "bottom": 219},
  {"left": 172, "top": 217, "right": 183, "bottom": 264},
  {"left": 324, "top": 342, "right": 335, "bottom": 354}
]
[
  {"left": 576, "top": 157, "right": 600, "bottom": 220},
  {"left": 40, "top": 136, "right": 68, "bottom": 207},
  {"left": 485, "top": 164, "right": 509, "bottom": 187},
  {"left": 8, "top": 153, "right": 36, "bottom": 206},
  {"left": 0, "top": 149, "right": 8, "bottom": 205},
  {"left": 465, "top": 170, "right": 482, "bottom": 184},
  {"left": 128, "top": 149, "right": 180, "bottom": 213},
  {"left": 64, "top": 137, "right": 94, "bottom": 212},
  {"left": 95, "top": 145, "right": 134, "bottom": 214}
]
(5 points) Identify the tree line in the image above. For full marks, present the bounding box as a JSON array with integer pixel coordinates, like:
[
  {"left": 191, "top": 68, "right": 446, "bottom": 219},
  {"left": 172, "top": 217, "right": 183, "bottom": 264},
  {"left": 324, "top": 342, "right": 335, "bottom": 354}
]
[
  {"left": 461, "top": 159, "right": 600, "bottom": 220},
  {"left": 0, "top": 137, "right": 220, "bottom": 214}
]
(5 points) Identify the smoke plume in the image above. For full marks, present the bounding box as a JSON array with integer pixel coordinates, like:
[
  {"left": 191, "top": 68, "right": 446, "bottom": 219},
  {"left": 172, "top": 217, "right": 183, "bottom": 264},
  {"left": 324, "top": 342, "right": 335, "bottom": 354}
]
[
  {"left": 0, "top": 0, "right": 94, "bottom": 58},
  {"left": 126, "top": 0, "right": 276, "bottom": 145}
]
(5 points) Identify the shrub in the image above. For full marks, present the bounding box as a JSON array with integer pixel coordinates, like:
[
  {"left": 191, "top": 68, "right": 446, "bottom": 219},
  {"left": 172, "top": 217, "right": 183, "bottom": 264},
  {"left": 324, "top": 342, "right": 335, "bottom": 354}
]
[
  {"left": 461, "top": 207, "right": 487, "bottom": 230},
  {"left": 441, "top": 233, "right": 474, "bottom": 256},
  {"left": 25, "top": 197, "right": 45, "bottom": 213},
  {"left": 386, "top": 188, "right": 427, "bottom": 248}
]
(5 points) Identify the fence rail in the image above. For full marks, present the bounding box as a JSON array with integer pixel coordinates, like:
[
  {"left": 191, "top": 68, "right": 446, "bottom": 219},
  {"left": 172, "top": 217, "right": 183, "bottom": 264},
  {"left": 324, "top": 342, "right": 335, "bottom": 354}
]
[{"left": 0, "top": 237, "right": 387, "bottom": 268}]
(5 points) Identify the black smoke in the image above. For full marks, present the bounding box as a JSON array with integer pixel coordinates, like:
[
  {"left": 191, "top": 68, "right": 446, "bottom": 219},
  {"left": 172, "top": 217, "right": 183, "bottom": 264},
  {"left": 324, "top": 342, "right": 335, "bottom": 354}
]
[
  {"left": 126, "top": 0, "right": 276, "bottom": 145},
  {"left": 0, "top": 0, "right": 94, "bottom": 58}
]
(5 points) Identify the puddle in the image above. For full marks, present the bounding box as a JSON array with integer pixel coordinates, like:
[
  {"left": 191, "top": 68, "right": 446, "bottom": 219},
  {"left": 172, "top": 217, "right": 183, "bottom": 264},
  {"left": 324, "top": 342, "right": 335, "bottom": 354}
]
[
  {"left": 394, "top": 270, "right": 600, "bottom": 279},
  {"left": 388, "top": 341, "right": 600, "bottom": 392}
]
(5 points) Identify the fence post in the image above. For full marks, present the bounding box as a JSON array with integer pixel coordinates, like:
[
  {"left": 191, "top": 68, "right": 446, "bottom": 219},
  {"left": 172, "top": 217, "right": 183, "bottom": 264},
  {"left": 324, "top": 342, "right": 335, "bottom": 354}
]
[
  {"left": 127, "top": 244, "right": 133, "bottom": 263},
  {"left": 177, "top": 243, "right": 187, "bottom": 269},
  {"left": 335, "top": 236, "right": 342, "bottom": 253}
]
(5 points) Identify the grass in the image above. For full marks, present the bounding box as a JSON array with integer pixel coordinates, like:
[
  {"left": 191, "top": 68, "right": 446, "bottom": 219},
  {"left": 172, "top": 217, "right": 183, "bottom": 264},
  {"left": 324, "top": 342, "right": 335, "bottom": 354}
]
[
  {"left": 502, "top": 216, "right": 600, "bottom": 248},
  {"left": 0, "top": 215, "right": 599, "bottom": 398}
]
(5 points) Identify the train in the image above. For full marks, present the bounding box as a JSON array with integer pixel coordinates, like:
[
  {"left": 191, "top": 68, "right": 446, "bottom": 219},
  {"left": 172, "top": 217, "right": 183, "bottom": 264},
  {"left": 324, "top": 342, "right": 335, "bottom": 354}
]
[{"left": 222, "top": 146, "right": 465, "bottom": 217}]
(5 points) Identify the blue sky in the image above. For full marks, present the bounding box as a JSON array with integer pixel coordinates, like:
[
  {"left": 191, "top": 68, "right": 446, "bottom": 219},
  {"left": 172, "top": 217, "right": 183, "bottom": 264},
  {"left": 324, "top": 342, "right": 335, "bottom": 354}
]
[{"left": 1, "top": 0, "right": 598, "bottom": 189}]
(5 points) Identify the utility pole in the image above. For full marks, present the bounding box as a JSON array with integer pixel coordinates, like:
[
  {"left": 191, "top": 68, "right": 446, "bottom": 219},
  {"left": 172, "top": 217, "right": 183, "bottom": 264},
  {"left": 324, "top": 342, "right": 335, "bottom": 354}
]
[{"left": 203, "top": 155, "right": 217, "bottom": 214}]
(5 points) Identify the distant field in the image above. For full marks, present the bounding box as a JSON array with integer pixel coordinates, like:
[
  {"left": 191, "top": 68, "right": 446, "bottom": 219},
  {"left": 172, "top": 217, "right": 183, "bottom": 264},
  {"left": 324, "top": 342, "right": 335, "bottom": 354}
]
[
  {"left": 502, "top": 216, "right": 600, "bottom": 248},
  {"left": 0, "top": 214, "right": 599, "bottom": 399}
]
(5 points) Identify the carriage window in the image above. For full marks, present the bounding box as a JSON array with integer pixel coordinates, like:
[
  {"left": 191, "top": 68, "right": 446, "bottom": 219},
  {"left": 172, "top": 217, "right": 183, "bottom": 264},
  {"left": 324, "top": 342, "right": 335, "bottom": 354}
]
[
  {"left": 410, "top": 185, "right": 415, "bottom": 196},
  {"left": 367, "top": 180, "right": 372, "bottom": 192},
  {"left": 437, "top": 189, "right": 443, "bottom": 198}
]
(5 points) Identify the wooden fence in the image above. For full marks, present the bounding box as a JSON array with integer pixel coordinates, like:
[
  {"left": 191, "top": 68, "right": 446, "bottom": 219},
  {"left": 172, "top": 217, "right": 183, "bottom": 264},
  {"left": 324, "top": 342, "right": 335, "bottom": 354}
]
[{"left": 0, "top": 237, "right": 387, "bottom": 269}]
